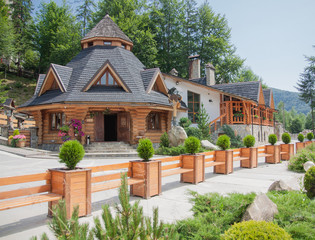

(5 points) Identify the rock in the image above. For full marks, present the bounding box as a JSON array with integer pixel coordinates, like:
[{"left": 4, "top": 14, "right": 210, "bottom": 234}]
[
  {"left": 201, "top": 140, "right": 220, "bottom": 150},
  {"left": 242, "top": 193, "right": 278, "bottom": 222},
  {"left": 268, "top": 180, "right": 293, "bottom": 192},
  {"left": 304, "top": 161, "right": 315, "bottom": 172},
  {"left": 168, "top": 126, "right": 187, "bottom": 147}
]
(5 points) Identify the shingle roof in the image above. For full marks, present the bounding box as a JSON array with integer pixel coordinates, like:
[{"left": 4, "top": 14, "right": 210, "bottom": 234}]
[
  {"left": 52, "top": 64, "right": 73, "bottom": 91},
  {"left": 263, "top": 89, "right": 271, "bottom": 107},
  {"left": 21, "top": 45, "right": 170, "bottom": 108},
  {"left": 141, "top": 68, "right": 159, "bottom": 91},
  {"left": 82, "top": 14, "right": 132, "bottom": 43},
  {"left": 34, "top": 74, "right": 46, "bottom": 95}
]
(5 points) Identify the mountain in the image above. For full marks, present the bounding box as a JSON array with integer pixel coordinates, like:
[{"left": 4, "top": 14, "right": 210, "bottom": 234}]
[{"left": 272, "top": 88, "right": 310, "bottom": 114}]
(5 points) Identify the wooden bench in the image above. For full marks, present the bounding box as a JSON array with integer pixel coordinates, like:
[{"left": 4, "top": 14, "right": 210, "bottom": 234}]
[
  {"left": 88, "top": 162, "right": 144, "bottom": 193},
  {"left": 0, "top": 172, "right": 62, "bottom": 211},
  {"left": 160, "top": 156, "right": 194, "bottom": 178},
  {"left": 233, "top": 149, "right": 250, "bottom": 162},
  {"left": 257, "top": 146, "right": 273, "bottom": 158},
  {"left": 203, "top": 151, "right": 233, "bottom": 174}
]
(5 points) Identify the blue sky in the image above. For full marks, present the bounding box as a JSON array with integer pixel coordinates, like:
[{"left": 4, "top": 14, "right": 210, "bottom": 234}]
[{"left": 33, "top": 0, "right": 315, "bottom": 92}]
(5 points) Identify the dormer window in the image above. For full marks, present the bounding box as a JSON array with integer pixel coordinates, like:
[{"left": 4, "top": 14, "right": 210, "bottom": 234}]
[
  {"left": 104, "top": 41, "right": 111, "bottom": 46},
  {"left": 121, "top": 44, "right": 126, "bottom": 49},
  {"left": 88, "top": 42, "right": 93, "bottom": 47},
  {"left": 94, "top": 71, "right": 118, "bottom": 86}
]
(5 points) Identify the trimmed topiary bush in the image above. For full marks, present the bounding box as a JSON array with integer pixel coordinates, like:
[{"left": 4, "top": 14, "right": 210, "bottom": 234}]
[
  {"left": 281, "top": 132, "right": 291, "bottom": 144},
  {"left": 184, "top": 136, "right": 200, "bottom": 154},
  {"left": 221, "top": 124, "right": 243, "bottom": 148},
  {"left": 185, "top": 127, "right": 202, "bottom": 140},
  {"left": 243, "top": 135, "right": 255, "bottom": 148},
  {"left": 306, "top": 132, "right": 314, "bottom": 141},
  {"left": 222, "top": 220, "right": 292, "bottom": 240},
  {"left": 160, "top": 132, "right": 169, "bottom": 148},
  {"left": 59, "top": 140, "right": 85, "bottom": 170},
  {"left": 268, "top": 134, "right": 277, "bottom": 145},
  {"left": 288, "top": 149, "right": 315, "bottom": 172},
  {"left": 304, "top": 166, "right": 315, "bottom": 199},
  {"left": 216, "top": 135, "right": 231, "bottom": 150},
  {"left": 179, "top": 117, "right": 192, "bottom": 128},
  {"left": 298, "top": 133, "right": 304, "bottom": 142},
  {"left": 137, "top": 138, "right": 154, "bottom": 161}
]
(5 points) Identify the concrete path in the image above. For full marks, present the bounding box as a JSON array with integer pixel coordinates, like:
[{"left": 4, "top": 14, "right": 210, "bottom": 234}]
[{"left": 0, "top": 149, "right": 303, "bottom": 240}]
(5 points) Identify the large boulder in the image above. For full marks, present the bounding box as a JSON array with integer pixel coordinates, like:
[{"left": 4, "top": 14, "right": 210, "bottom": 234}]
[
  {"left": 242, "top": 193, "right": 278, "bottom": 222},
  {"left": 268, "top": 180, "right": 293, "bottom": 192},
  {"left": 304, "top": 161, "right": 315, "bottom": 172},
  {"left": 201, "top": 140, "right": 220, "bottom": 150},
  {"left": 168, "top": 126, "right": 187, "bottom": 147}
]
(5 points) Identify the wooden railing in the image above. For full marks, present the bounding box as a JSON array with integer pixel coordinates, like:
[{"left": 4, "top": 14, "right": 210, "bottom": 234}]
[
  {"left": 0, "top": 114, "right": 35, "bottom": 129},
  {"left": 209, "top": 113, "right": 227, "bottom": 134}
]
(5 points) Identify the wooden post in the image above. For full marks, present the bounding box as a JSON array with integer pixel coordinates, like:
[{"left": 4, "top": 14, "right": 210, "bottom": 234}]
[
  {"left": 49, "top": 168, "right": 92, "bottom": 218},
  {"left": 181, "top": 154, "right": 205, "bottom": 184},
  {"left": 130, "top": 160, "right": 161, "bottom": 199},
  {"left": 240, "top": 147, "right": 258, "bottom": 168},
  {"left": 214, "top": 150, "right": 233, "bottom": 174}
]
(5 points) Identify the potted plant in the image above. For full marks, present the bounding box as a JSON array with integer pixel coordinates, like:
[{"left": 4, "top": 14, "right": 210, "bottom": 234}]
[
  {"left": 265, "top": 134, "right": 280, "bottom": 164},
  {"left": 8, "top": 129, "right": 19, "bottom": 146},
  {"left": 233, "top": 111, "right": 244, "bottom": 118},
  {"left": 263, "top": 117, "right": 266, "bottom": 120},
  {"left": 280, "top": 133, "right": 294, "bottom": 160},
  {"left": 130, "top": 138, "right": 161, "bottom": 199},
  {"left": 296, "top": 133, "right": 305, "bottom": 152},
  {"left": 69, "top": 119, "right": 85, "bottom": 141},
  {"left": 240, "top": 135, "right": 258, "bottom": 168},
  {"left": 254, "top": 115, "right": 259, "bottom": 118},
  {"left": 305, "top": 132, "right": 314, "bottom": 146},
  {"left": 49, "top": 140, "right": 91, "bottom": 218},
  {"left": 181, "top": 136, "right": 205, "bottom": 184},
  {"left": 58, "top": 125, "right": 70, "bottom": 142},
  {"left": 214, "top": 135, "right": 233, "bottom": 174},
  {"left": 13, "top": 134, "right": 26, "bottom": 147}
]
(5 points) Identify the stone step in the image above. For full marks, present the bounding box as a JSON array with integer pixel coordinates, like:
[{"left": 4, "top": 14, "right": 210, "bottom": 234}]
[
  {"left": 83, "top": 152, "right": 139, "bottom": 158},
  {"left": 84, "top": 147, "right": 135, "bottom": 151},
  {"left": 85, "top": 149, "right": 137, "bottom": 153}
]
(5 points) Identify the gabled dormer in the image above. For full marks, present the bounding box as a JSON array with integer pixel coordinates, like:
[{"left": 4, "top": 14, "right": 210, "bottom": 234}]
[
  {"left": 81, "top": 14, "right": 133, "bottom": 51},
  {"left": 82, "top": 60, "right": 130, "bottom": 92},
  {"left": 141, "top": 68, "right": 168, "bottom": 95},
  {"left": 257, "top": 83, "right": 266, "bottom": 106}
]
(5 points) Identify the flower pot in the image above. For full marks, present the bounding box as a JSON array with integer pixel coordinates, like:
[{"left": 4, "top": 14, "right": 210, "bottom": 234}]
[
  {"left": 130, "top": 160, "right": 161, "bottom": 199},
  {"left": 181, "top": 154, "right": 205, "bottom": 184},
  {"left": 265, "top": 145, "right": 280, "bottom": 164},
  {"left": 240, "top": 147, "right": 258, "bottom": 168},
  {"left": 49, "top": 168, "right": 91, "bottom": 218},
  {"left": 8, "top": 139, "right": 12, "bottom": 146},
  {"left": 280, "top": 144, "right": 294, "bottom": 160},
  {"left": 17, "top": 140, "right": 26, "bottom": 148},
  {"left": 214, "top": 150, "right": 233, "bottom": 174},
  {"left": 296, "top": 142, "right": 305, "bottom": 153}
]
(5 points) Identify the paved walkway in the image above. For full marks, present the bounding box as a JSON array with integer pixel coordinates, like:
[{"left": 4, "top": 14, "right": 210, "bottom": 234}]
[{"left": 0, "top": 148, "right": 303, "bottom": 240}]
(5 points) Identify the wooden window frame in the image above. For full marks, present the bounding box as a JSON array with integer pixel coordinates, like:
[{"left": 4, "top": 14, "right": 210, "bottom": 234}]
[
  {"left": 146, "top": 112, "right": 161, "bottom": 131},
  {"left": 188, "top": 91, "right": 200, "bottom": 123},
  {"left": 88, "top": 42, "right": 93, "bottom": 47},
  {"left": 50, "top": 112, "right": 66, "bottom": 131},
  {"left": 94, "top": 71, "right": 118, "bottom": 86},
  {"left": 104, "top": 41, "right": 112, "bottom": 46}
]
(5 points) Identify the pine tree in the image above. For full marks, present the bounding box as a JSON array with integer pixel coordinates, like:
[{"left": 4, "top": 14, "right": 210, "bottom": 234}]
[
  {"left": 76, "top": 0, "right": 96, "bottom": 36},
  {"left": 196, "top": 103, "right": 210, "bottom": 139}
]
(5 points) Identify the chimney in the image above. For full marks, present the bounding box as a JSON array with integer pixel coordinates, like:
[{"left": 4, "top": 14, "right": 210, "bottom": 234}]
[
  {"left": 205, "top": 63, "right": 216, "bottom": 86},
  {"left": 169, "top": 68, "right": 178, "bottom": 76},
  {"left": 188, "top": 55, "right": 200, "bottom": 80}
]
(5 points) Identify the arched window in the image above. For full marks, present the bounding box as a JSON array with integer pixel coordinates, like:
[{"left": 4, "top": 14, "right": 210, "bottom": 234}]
[
  {"left": 147, "top": 112, "right": 161, "bottom": 130},
  {"left": 94, "top": 71, "right": 118, "bottom": 86}
]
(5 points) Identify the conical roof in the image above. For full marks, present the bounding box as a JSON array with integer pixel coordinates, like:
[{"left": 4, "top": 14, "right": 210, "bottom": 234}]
[{"left": 82, "top": 14, "right": 132, "bottom": 43}]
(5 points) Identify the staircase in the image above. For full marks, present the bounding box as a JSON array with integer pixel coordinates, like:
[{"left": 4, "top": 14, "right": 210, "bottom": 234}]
[{"left": 84, "top": 142, "right": 138, "bottom": 158}]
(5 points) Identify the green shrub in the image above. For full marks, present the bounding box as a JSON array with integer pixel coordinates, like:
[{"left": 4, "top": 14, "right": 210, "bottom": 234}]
[
  {"left": 216, "top": 135, "right": 230, "bottom": 150},
  {"left": 155, "top": 146, "right": 186, "bottom": 156},
  {"left": 281, "top": 132, "right": 291, "bottom": 144},
  {"left": 14, "top": 82, "right": 23, "bottom": 88},
  {"left": 288, "top": 149, "right": 315, "bottom": 172},
  {"left": 137, "top": 138, "right": 154, "bottom": 161},
  {"left": 304, "top": 166, "right": 315, "bottom": 199},
  {"left": 306, "top": 132, "right": 314, "bottom": 141},
  {"left": 305, "top": 142, "right": 315, "bottom": 152},
  {"left": 59, "top": 140, "right": 85, "bottom": 170},
  {"left": 221, "top": 125, "right": 243, "bottom": 148},
  {"left": 179, "top": 117, "right": 192, "bottom": 128},
  {"left": 222, "top": 220, "right": 292, "bottom": 240},
  {"left": 13, "top": 129, "right": 20, "bottom": 136},
  {"left": 268, "top": 134, "right": 277, "bottom": 145},
  {"left": 184, "top": 136, "right": 200, "bottom": 154},
  {"left": 185, "top": 127, "right": 202, "bottom": 139},
  {"left": 298, "top": 133, "right": 304, "bottom": 142},
  {"left": 160, "top": 132, "right": 169, "bottom": 148},
  {"left": 243, "top": 135, "right": 255, "bottom": 148}
]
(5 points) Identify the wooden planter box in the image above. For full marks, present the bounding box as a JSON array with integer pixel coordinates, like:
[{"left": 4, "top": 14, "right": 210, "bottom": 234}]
[
  {"left": 280, "top": 144, "right": 294, "bottom": 160},
  {"left": 214, "top": 150, "right": 233, "bottom": 174},
  {"left": 305, "top": 141, "right": 313, "bottom": 147},
  {"left": 17, "top": 140, "right": 26, "bottom": 148},
  {"left": 181, "top": 154, "right": 205, "bottom": 184},
  {"left": 240, "top": 147, "right": 258, "bottom": 168},
  {"left": 130, "top": 160, "right": 161, "bottom": 199},
  {"left": 296, "top": 142, "right": 305, "bottom": 153},
  {"left": 265, "top": 145, "right": 280, "bottom": 164},
  {"left": 49, "top": 168, "right": 91, "bottom": 218}
]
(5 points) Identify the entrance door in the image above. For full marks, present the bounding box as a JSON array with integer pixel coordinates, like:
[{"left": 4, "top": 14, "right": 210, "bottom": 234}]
[
  {"left": 94, "top": 113, "right": 104, "bottom": 142},
  {"left": 104, "top": 114, "right": 117, "bottom": 141},
  {"left": 117, "top": 112, "right": 130, "bottom": 142}
]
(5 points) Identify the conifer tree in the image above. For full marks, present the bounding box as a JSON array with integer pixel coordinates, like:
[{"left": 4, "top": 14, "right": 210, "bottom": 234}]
[
  {"left": 76, "top": 0, "right": 96, "bottom": 36},
  {"left": 196, "top": 103, "right": 210, "bottom": 139}
]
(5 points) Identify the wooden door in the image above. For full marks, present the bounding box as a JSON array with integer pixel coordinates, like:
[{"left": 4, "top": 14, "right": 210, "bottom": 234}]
[
  {"left": 94, "top": 113, "right": 104, "bottom": 141},
  {"left": 117, "top": 112, "right": 130, "bottom": 142}
]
